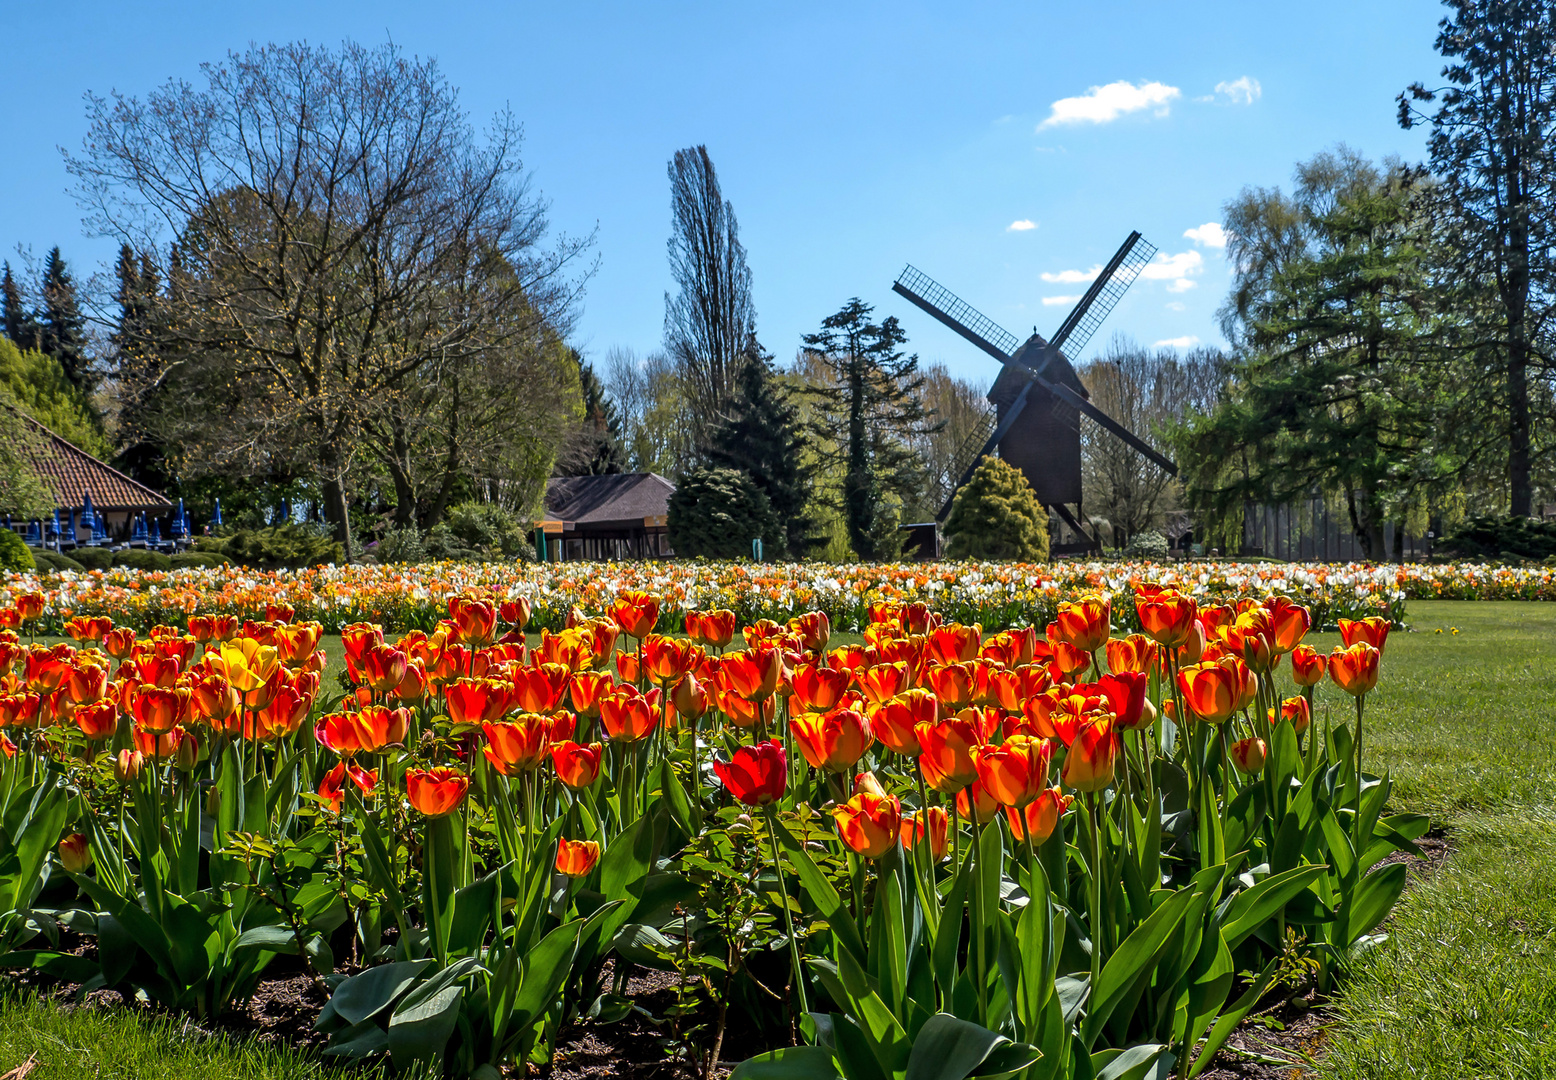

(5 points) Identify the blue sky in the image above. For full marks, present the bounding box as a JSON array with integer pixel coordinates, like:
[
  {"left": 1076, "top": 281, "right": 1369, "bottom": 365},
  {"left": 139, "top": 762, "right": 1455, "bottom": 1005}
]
[{"left": 0, "top": 1, "right": 1445, "bottom": 384}]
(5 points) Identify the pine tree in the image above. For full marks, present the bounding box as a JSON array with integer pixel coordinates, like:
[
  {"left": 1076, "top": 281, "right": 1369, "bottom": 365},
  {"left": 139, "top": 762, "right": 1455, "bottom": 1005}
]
[
  {"left": 39, "top": 248, "right": 89, "bottom": 392},
  {"left": 802, "top": 299, "right": 940, "bottom": 561},
  {"left": 667, "top": 467, "right": 781, "bottom": 559},
  {"left": 1, "top": 263, "right": 41, "bottom": 350},
  {"left": 112, "top": 243, "right": 174, "bottom": 490},
  {"left": 571, "top": 350, "right": 626, "bottom": 475},
  {"left": 707, "top": 343, "right": 817, "bottom": 558},
  {"left": 944, "top": 456, "right": 1050, "bottom": 561}
]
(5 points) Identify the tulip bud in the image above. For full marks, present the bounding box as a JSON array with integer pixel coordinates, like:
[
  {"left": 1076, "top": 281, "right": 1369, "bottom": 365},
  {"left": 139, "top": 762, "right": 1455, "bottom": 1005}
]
[
  {"left": 1230, "top": 736, "right": 1268, "bottom": 775},
  {"left": 174, "top": 728, "right": 201, "bottom": 772},
  {"left": 58, "top": 833, "right": 92, "bottom": 874},
  {"left": 114, "top": 748, "right": 145, "bottom": 783},
  {"left": 206, "top": 785, "right": 222, "bottom": 817}
]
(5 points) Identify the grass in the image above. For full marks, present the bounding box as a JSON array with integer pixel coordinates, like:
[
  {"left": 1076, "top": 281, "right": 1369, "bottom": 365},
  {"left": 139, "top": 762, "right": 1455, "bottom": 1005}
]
[{"left": 10, "top": 600, "right": 1556, "bottom": 1077}]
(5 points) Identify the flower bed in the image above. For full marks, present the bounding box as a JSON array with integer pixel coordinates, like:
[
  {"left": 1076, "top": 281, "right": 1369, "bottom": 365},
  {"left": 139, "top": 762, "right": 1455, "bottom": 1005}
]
[{"left": 4, "top": 557, "right": 1518, "bottom": 635}]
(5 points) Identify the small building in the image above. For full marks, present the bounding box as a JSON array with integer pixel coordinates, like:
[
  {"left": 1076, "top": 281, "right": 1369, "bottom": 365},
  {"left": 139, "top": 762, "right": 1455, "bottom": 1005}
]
[
  {"left": 10, "top": 409, "right": 172, "bottom": 542},
  {"left": 541, "top": 473, "right": 676, "bottom": 561}
]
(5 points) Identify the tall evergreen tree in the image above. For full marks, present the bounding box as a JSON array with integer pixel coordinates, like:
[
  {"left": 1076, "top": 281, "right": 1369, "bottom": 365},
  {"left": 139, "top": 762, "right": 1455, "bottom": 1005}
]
[
  {"left": 112, "top": 243, "right": 174, "bottom": 490},
  {"left": 1, "top": 263, "right": 40, "bottom": 350},
  {"left": 802, "top": 299, "right": 939, "bottom": 561},
  {"left": 39, "top": 248, "right": 89, "bottom": 392},
  {"left": 707, "top": 342, "right": 817, "bottom": 558},
  {"left": 570, "top": 349, "right": 626, "bottom": 475}
]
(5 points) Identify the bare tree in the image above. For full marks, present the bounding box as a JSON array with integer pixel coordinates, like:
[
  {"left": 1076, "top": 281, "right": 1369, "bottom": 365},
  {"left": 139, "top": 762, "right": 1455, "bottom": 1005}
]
[
  {"left": 602, "top": 346, "right": 695, "bottom": 476},
  {"left": 1079, "top": 337, "right": 1225, "bottom": 546},
  {"left": 67, "top": 40, "right": 592, "bottom": 554},
  {"left": 664, "top": 146, "right": 755, "bottom": 452},
  {"left": 905, "top": 362, "right": 988, "bottom": 520}
]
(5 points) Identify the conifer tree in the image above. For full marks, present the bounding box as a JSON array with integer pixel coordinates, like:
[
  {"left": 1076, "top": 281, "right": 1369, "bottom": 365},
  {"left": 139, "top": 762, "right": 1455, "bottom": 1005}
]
[
  {"left": 707, "top": 343, "right": 816, "bottom": 558},
  {"left": 1, "top": 263, "right": 40, "bottom": 350},
  {"left": 802, "top": 299, "right": 939, "bottom": 561},
  {"left": 571, "top": 349, "right": 626, "bottom": 475},
  {"left": 39, "top": 248, "right": 89, "bottom": 392},
  {"left": 112, "top": 243, "right": 174, "bottom": 490}
]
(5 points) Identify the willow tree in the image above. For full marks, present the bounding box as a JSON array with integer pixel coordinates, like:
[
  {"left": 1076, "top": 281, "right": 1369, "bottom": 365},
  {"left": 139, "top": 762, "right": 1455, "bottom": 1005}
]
[{"left": 68, "top": 40, "right": 589, "bottom": 553}]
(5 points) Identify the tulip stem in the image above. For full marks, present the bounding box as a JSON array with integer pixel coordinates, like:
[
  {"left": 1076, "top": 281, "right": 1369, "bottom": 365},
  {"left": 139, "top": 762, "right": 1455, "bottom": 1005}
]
[
  {"left": 1352, "top": 693, "right": 1366, "bottom": 854},
  {"left": 763, "top": 807, "right": 810, "bottom": 1026},
  {"left": 1086, "top": 792, "right": 1104, "bottom": 992}
]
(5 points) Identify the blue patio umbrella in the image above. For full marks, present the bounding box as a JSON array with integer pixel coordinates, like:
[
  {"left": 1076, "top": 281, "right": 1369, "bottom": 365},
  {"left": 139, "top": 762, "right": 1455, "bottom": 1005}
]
[
  {"left": 81, "top": 491, "right": 96, "bottom": 531},
  {"left": 94, "top": 511, "right": 106, "bottom": 540},
  {"left": 150, "top": 518, "right": 162, "bottom": 543},
  {"left": 27, "top": 520, "right": 41, "bottom": 543},
  {"left": 66, "top": 509, "right": 76, "bottom": 543},
  {"left": 174, "top": 499, "right": 188, "bottom": 537},
  {"left": 50, "top": 508, "right": 62, "bottom": 540},
  {"left": 212, "top": 499, "right": 222, "bottom": 527},
  {"left": 132, "top": 514, "right": 146, "bottom": 541}
]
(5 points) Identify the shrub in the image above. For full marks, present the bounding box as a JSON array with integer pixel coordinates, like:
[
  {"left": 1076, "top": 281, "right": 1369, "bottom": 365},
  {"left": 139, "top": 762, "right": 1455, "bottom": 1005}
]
[
  {"left": 1437, "top": 514, "right": 1556, "bottom": 561},
  {"left": 0, "top": 530, "right": 34, "bottom": 572},
  {"left": 195, "top": 524, "right": 343, "bottom": 570},
  {"left": 169, "top": 551, "right": 230, "bottom": 569},
  {"left": 31, "top": 550, "right": 85, "bottom": 573},
  {"left": 373, "top": 525, "right": 428, "bottom": 565},
  {"left": 667, "top": 467, "right": 781, "bottom": 560},
  {"left": 69, "top": 546, "right": 112, "bottom": 571},
  {"left": 1122, "top": 529, "right": 1170, "bottom": 559},
  {"left": 943, "top": 456, "right": 1050, "bottom": 561},
  {"left": 113, "top": 549, "right": 173, "bottom": 572},
  {"left": 446, "top": 501, "right": 532, "bottom": 558}
]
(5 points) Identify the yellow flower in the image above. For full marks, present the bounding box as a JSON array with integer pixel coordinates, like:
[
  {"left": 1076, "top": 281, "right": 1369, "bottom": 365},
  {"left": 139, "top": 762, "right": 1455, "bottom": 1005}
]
[{"left": 218, "top": 638, "right": 280, "bottom": 692}]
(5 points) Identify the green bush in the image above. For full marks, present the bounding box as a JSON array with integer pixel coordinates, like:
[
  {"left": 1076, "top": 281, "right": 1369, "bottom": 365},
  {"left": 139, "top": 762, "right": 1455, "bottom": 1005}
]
[
  {"left": 194, "top": 524, "right": 343, "bottom": 570},
  {"left": 1122, "top": 529, "right": 1169, "bottom": 559},
  {"left": 0, "top": 530, "right": 34, "bottom": 572},
  {"left": 69, "top": 546, "right": 112, "bottom": 571},
  {"left": 667, "top": 467, "right": 781, "bottom": 560},
  {"left": 372, "top": 525, "right": 428, "bottom": 565},
  {"left": 445, "top": 501, "right": 533, "bottom": 558},
  {"left": 112, "top": 549, "right": 173, "bottom": 572},
  {"left": 169, "top": 551, "right": 230, "bottom": 569},
  {"left": 944, "top": 456, "right": 1050, "bottom": 561},
  {"left": 1438, "top": 514, "right": 1556, "bottom": 561},
  {"left": 31, "top": 550, "right": 85, "bottom": 573}
]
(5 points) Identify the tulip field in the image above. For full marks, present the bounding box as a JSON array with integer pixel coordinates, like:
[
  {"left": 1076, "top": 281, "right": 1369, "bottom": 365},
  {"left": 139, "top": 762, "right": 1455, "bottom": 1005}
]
[{"left": 0, "top": 558, "right": 1470, "bottom": 1080}]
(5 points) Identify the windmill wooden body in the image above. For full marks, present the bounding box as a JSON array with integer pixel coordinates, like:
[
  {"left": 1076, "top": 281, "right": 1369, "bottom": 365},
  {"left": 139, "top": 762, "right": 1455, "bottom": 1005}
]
[{"left": 892, "top": 231, "right": 1178, "bottom": 549}]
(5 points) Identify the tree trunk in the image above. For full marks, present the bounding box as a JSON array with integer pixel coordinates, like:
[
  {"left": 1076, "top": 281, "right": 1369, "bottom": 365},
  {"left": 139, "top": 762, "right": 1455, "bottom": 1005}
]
[{"left": 323, "top": 474, "right": 353, "bottom": 560}]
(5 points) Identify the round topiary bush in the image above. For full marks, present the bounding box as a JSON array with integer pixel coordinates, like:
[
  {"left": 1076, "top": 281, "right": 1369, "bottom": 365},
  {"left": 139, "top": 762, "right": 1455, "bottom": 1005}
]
[
  {"left": 1122, "top": 530, "right": 1169, "bottom": 560},
  {"left": 943, "top": 456, "right": 1050, "bottom": 562},
  {"left": 667, "top": 467, "right": 782, "bottom": 560},
  {"left": 32, "top": 550, "right": 85, "bottom": 573},
  {"left": 113, "top": 549, "right": 174, "bottom": 572},
  {"left": 0, "top": 530, "right": 35, "bottom": 572},
  {"left": 69, "top": 546, "right": 112, "bottom": 571},
  {"left": 169, "top": 551, "right": 231, "bottom": 569}
]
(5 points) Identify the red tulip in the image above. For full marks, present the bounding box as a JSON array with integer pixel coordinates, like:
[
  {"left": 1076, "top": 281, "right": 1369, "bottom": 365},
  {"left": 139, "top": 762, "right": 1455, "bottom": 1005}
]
[
  {"left": 974, "top": 734, "right": 1053, "bottom": 808},
  {"left": 610, "top": 591, "right": 660, "bottom": 640},
  {"left": 600, "top": 686, "right": 659, "bottom": 743},
  {"left": 1290, "top": 644, "right": 1325, "bottom": 687},
  {"left": 556, "top": 838, "right": 601, "bottom": 877},
  {"left": 482, "top": 717, "right": 552, "bottom": 775},
  {"left": 1061, "top": 715, "right": 1119, "bottom": 793},
  {"left": 406, "top": 767, "right": 470, "bottom": 817},
  {"left": 552, "top": 740, "right": 606, "bottom": 789},
  {"left": 871, "top": 688, "right": 937, "bottom": 756},
  {"left": 791, "top": 707, "right": 874, "bottom": 773},
  {"left": 1338, "top": 617, "right": 1390, "bottom": 655},
  {"left": 712, "top": 739, "right": 788, "bottom": 806},
  {"left": 1328, "top": 643, "right": 1380, "bottom": 696},
  {"left": 445, "top": 678, "right": 513, "bottom": 726},
  {"left": 1005, "top": 786, "right": 1071, "bottom": 843}
]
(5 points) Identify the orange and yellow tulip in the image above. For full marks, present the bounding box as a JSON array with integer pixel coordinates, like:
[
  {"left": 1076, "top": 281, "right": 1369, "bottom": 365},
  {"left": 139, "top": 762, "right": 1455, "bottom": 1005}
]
[
  {"left": 1006, "top": 786, "right": 1071, "bottom": 843},
  {"left": 974, "top": 734, "right": 1053, "bottom": 808},
  {"left": 1061, "top": 715, "right": 1119, "bottom": 793},
  {"left": 610, "top": 591, "right": 660, "bottom": 640},
  {"left": 1135, "top": 587, "right": 1198, "bottom": 648},
  {"left": 900, "top": 806, "right": 949, "bottom": 860},
  {"left": 1328, "top": 643, "right": 1380, "bottom": 696},
  {"left": 791, "top": 707, "right": 874, "bottom": 773},
  {"left": 1338, "top": 616, "right": 1390, "bottom": 655},
  {"left": 552, "top": 740, "right": 606, "bottom": 788},
  {"left": 832, "top": 786, "right": 902, "bottom": 858},
  {"left": 482, "top": 717, "right": 551, "bottom": 775},
  {"left": 406, "top": 767, "right": 470, "bottom": 817},
  {"left": 556, "top": 838, "right": 601, "bottom": 877},
  {"left": 1289, "top": 644, "right": 1325, "bottom": 687}
]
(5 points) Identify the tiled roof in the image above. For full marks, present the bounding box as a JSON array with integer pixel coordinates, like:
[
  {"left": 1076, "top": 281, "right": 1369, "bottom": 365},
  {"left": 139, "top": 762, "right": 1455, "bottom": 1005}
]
[
  {"left": 545, "top": 473, "right": 674, "bottom": 525},
  {"left": 10, "top": 406, "right": 172, "bottom": 511}
]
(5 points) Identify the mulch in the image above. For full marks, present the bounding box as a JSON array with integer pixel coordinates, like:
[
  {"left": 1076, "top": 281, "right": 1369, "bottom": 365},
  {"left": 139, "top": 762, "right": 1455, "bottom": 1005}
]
[{"left": 1, "top": 829, "right": 1456, "bottom": 1078}]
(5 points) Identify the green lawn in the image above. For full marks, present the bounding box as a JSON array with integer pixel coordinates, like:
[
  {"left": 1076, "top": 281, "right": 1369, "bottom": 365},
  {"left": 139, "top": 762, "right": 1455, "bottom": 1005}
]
[{"left": 8, "top": 600, "right": 1555, "bottom": 1078}]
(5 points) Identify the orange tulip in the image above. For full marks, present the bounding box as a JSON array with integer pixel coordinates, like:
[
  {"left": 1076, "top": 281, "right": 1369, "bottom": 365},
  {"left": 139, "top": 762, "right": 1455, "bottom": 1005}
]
[
  {"left": 871, "top": 688, "right": 937, "bottom": 756},
  {"left": 512, "top": 663, "right": 571, "bottom": 713},
  {"left": 1263, "top": 597, "right": 1312, "bottom": 653},
  {"left": 720, "top": 647, "right": 784, "bottom": 702},
  {"left": 58, "top": 833, "right": 91, "bottom": 873},
  {"left": 859, "top": 661, "right": 911, "bottom": 705},
  {"left": 1289, "top": 644, "right": 1325, "bottom": 687},
  {"left": 248, "top": 686, "right": 313, "bottom": 741},
  {"left": 133, "top": 686, "right": 190, "bottom": 735},
  {"left": 1177, "top": 661, "right": 1241, "bottom": 724},
  {"left": 133, "top": 723, "right": 186, "bottom": 760},
  {"left": 482, "top": 717, "right": 552, "bottom": 775},
  {"left": 600, "top": 686, "right": 659, "bottom": 743},
  {"left": 360, "top": 644, "right": 409, "bottom": 694},
  {"left": 75, "top": 700, "right": 119, "bottom": 741},
  {"left": 643, "top": 635, "right": 702, "bottom": 686},
  {"left": 318, "top": 760, "right": 378, "bottom": 814},
  {"left": 900, "top": 806, "right": 949, "bottom": 860},
  {"left": 266, "top": 603, "right": 296, "bottom": 624},
  {"left": 1005, "top": 786, "right": 1071, "bottom": 843},
  {"left": 446, "top": 678, "right": 513, "bottom": 726},
  {"left": 1135, "top": 587, "right": 1198, "bottom": 648},
  {"left": 671, "top": 672, "right": 709, "bottom": 721},
  {"left": 1338, "top": 616, "right": 1390, "bottom": 655},
  {"left": 1328, "top": 643, "right": 1380, "bottom": 697},
  {"left": 791, "top": 707, "right": 874, "bottom": 773},
  {"left": 64, "top": 616, "right": 111, "bottom": 645},
  {"left": 1230, "top": 736, "right": 1267, "bottom": 775},
  {"left": 1050, "top": 641, "right": 1093, "bottom": 680},
  {"left": 927, "top": 624, "right": 981, "bottom": 665},
  {"left": 685, "top": 608, "right": 737, "bottom": 649},
  {"left": 712, "top": 738, "right": 788, "bottom": 806},
  {"left": 393, "top": 661, "right": 428, "bottom": 703},
  {"left": 341, "top": 622, "right": 385, "bottom": 678},
  {"left": 832, "top": 787, "right": 902, "bottom": 858},
  {"left": 610, "top": 591, "right": 660, "bottom": 640},
  {"left": 190, "top": 673, "right": 239, "bottom": 728},
  {"left": 406, "top": 767, "right": 470, "bottom": 817},
  {"left": 552, "top": 740, "right": 606, "bottom": 788},
  {"left": 569, "top": 670, "right": 615, "bottom": 719},
  {"left": 615, "top": 647, "right": 640, "bottom": 685},
  {"left": 955, "top": 777, "right": 1000, "bottom": 823},
  {"left": 102, "top": 627, "right": 137, "bottom": 660},
  {"left": 926, "top": 662, "right": 975, "bottom": 711},
  {"left": 64, "top": 662, "right": 109, "bottom": 705},
  {"left": 316, "top": 706, "right": 402, "bottom": 757},
  {"left": 987, "top": 664, "right": 1049, "bottom": 713},
  {"left": 915, "top": 716, "right": 983, "bottom": 794},
  {"left": 792, "top": 662, "right": 851, "bottom": 713},
  {"left": 556, "top": 838, "right": 602, "bottom": 877},
  {"left": 788, "top": 611, "right": 832, "bottom": 652},
  {"left": 1225, "top": 609, "right": 1278, "bottom": 674},
  {"left": 1055, "top": 596, "right": 1110, "bottom": 653},
  {"left": 273, "top": 622, "right": 324, "bottom": 666},
  {"left": 1105, "top": 634, "right": 1158, "bottom": 676},
  {"left": 1276, "top": 695, "right": 1311, "bottom": 735},
  {"left": 974, "top": 735, "right": 1053, "bottom": 808},
  {"left": 1061, "top": 715, "right": 1119, "bottom": 793},
  {"left": 14, "top": 593, "right": 44, "bottom": 621},
  {"left": 448, "top": 596, "right": 499, "bottom": 647},
  {"left": 717, "top": 687, "right": 775, "bottom": 728}
]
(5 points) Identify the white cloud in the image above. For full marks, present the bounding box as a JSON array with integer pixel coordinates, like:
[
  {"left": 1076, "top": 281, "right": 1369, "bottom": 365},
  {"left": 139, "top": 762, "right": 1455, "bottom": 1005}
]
[
  {"left": 1139, "top": 250, "right": 1205, "bottom": 293},
  {"left": 1154, "top": 335, "right": 1201, "bottom": 349},
  {"left": 1183, "top": 222, "right": 1227, "bottom": 248},
  {"left": 1040, "top": 265, "right": 1101, "bottom": 284},
  {"left": 1039, "top": 80, "right": 1181, "bottom": 128},
  {"left": 1214, "top": 76, "right": 1261, "bottom": 105},
  {"left": 1042, "top": 295, "right": 1081, "bottom": 307},
  {"left": 1165, "top": 302, "right": 1186, "bottom": 312},
  {"left": 1007, "top": 219, "right": 1037, "bottom": 232}
]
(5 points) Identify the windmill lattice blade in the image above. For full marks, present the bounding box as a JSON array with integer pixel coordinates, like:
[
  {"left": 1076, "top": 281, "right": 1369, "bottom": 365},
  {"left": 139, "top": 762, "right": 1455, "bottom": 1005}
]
[
  {"left": 893, "top": 265, "right": 1020, "bottom": 361},
  {"left": 929, "top": 405, "right": 997, "bottom": 515},
  {"left": 1049, "top": 233, "right": 1158, "bottom": 357}
]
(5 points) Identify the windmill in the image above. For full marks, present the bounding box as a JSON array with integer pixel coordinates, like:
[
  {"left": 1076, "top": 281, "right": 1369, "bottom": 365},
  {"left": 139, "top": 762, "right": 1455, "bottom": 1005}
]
[{"left": 892, "top": 231, "right": 1178, "bottom": 551}]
